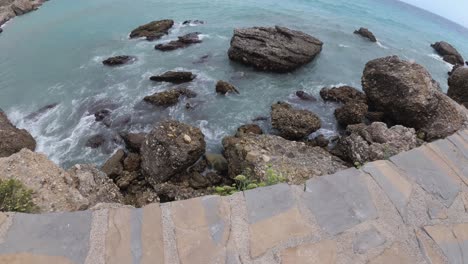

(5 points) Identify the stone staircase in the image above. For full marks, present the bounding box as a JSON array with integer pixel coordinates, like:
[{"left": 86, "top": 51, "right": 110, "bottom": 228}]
[{"left": 0, "top": 129, "right": 467, "bottom": 264}]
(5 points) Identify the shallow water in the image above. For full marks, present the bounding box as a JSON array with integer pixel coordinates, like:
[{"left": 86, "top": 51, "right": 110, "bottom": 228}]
[{"left": 0, "top": 0, "right": 467, "bottom": 167}]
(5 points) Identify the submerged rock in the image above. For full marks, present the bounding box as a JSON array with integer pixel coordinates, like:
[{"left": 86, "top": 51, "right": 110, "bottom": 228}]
[
  {"left": 150, "top": 71, "right": 196, "bottom": 84},
  {"left": 141, "top": 120, "right": 206, "bottom": 186},
  {"left": 295, "top": 91, "right": 317, "bottom": 101},
  {"left": 143, "top": 88, "right": 196, "bottom": 107},
  {"left": 431, "top": 41, "right": 464, "bottom": 65},
  {"left": 155, "top": 32, "right": 202, "bottom": 51},
  {"left": 222, "top": 134, "right": 348, "bottom": 184},
  {"left": 235, "top": 124, "right": 263, "bottom": 137},
  {"left": 85, "top": 134, "right": 106, "bottom": 149},
  {"left": 362, "top": 56, "right": 466, "bottom": 140},
  {"left": 332, "top": 122, "right": 420, "bottom": 164},
  {"left": 228, "top": 26, "right": 323, "bottom": 72},
  {"left": 215, "top": 80, "right": 240, "bottom": 95},
  {"left": 354, "top": 28, "right": 377, "bottom": 42},
  {"left": 0, "top": 111, "right": 36, "bottom": 158},
  {"left": 320, "top": 86, "right": 367, "bottom": 104},
  {"left": 129, "top": 19, "right": 174, "bottom": 40},
  {"left": 448, "top": 66, "right": 468, "bottom": 108},
  {"left": 271, "top": 102, "right": 321, "bottom": 140},
  {"left": 183, "top": 20, "right": 204, "bottom": 25},
  {"left": 102, "top": 55, "right": 136, "bottom": 66},
  {"left": 335, "top": 102, "right": 368, "bottom": 126},
  {"left": 24, "top": 103, "right": 59, "bottom": 121}
]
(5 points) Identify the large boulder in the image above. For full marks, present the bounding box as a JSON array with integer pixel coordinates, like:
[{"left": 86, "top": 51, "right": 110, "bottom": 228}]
[
  {"left": 448, "top": 67, "right": 468, "bottom": 108},
  {"left": 271, "top": 102, "right": 321, "bottom": 140},
  {"left": 0, "top": 111, "right": 36, "bottom": 157},
  {"left": 320, "top": 86, "right": 366, "bottom": 104},
  {"left": 431, "top": 41, "right": 464, "bottom": 65},
  {"left": 129, "top": 19, "right": 174, "bottom": 40},
  {"left": 141, "top": 120, "right": 206, "bottom": 186},
  {"left": 228, "top": 26, "right": 323, "bottom": 73},
  {"left": 334, "top": 102, "right": 368, "bottom": 126},
  {"left": 0, "top": 149, "right": 123, "bottom": 212},
  {"left": 332, "top": 122, "right": 420, "bottom": 164},
  {"left": 362, "top": 56, "right": 466, "bottom": 140},
  {"left": 354, "top": 28, "right": 377, "bottom": 42},
  {"left": 222, "top": 134, "right": 348, "bottom": 184}
]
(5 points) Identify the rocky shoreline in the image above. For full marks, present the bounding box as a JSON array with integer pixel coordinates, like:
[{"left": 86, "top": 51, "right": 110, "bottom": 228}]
[
  {"left": 1, "top": 17, "right": 468, "bottom": 213},
  {"left": 0, "top": 0, "right": 46, "bottom": 31}
]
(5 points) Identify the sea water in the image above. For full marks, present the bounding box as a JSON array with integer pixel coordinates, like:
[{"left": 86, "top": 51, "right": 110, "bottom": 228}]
[{"left": 0, "top": 0, "right": 466, "bottom": 167}]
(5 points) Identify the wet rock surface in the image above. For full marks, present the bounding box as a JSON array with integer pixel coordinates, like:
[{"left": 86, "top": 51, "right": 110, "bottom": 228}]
[
  {"left": 24, "top": 103, "right": 58, "bottom": 121},
  {"left": 155, "top": 32, "right": 202, "bottom": 51},
  {"left": 235, "top": 124, "right": 263, "bottom": 137},
  {"left": 320, "top": 86, "right": 367, "bottom": 104},
  {"left": 228, "top": 26, "right": 323, "bottom": 72},
  {"left": 102, "top": 55, "right": 136, "bottom": 66},
  {"left": 129, "top": 19, "right": 174, "bottom": 40},
  {"left": 295, "top": 91, "right": 317, "bottom": 101},
  {"left": 448, "top": 66, "right": 468, "bottom": 108},
  {"left": 335, "top": 102, "right": 368, "bottom": 126},
  {"left": 354, "top": 27, "right": 377, "bottom": 42},
  {"left": 431, "top": 41, "right": 464, "bottom": 65},
  {"left": 215, "top": 80, "right": 240, "bottom": 95},
  {"left": 143, "top": 88, "right": 197, "bottom": 107},
  {"left": 271, "top": 102, "right": 321, "bottom": 140},
  {"left": 0, "top": 111, "right": 36, "bottom": 158},
  {"left": 149, "top": 71, "right": 196, "bottom": 84}
]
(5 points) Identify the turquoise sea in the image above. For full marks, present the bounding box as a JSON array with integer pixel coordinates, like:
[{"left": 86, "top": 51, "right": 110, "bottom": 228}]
[{"left": 0, "top": 0, "right": 467, "bottom": 167}]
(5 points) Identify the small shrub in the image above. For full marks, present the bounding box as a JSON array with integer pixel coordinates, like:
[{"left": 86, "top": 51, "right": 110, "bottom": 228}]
[{"left": 0, "top": 179, "right": 38, "bottom": 213}]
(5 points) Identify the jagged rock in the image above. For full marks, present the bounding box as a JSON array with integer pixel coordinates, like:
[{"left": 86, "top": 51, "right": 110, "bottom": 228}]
[
  {"left": 121, "top": 132, "right": 146, "bottom": 153},
  {"left": 85, "top": 134, "right": 106, "bottom": 149},
  {"left": 155, "top": 32, "right": 202, "bottom": 51},
  {"left": 354, "top": 28, "right": 377, "bottom": 42},
  {"left": 123, "top": 152, "right": 140, "bottom": 172},
  {"left": 320, "top": 86, "right": 367, "bottom": 104},
  {"left": 228, "top": 26, "right": 323, "bottom": 72},
  {"left": 24, "top": 103, "right": 58, "bottom": 121},
  {"left": 101, "top": 149, "right": 125, "bottom": 179},
  {"left": 332, "top": 122, "right": 421, "bottom": 164},
  {"left": 448, "top": 66, "right": 468, "bottom": 108},
  {"left": 216, "top": 80, "right": 240, "bottom": 95},
  {"left": 149, "top": 71, "right": 196, "bottom": 84},
  {"left": 0, "top": 111, "right": 36, "bottom": 158},
  {"left": 335, "top": 102, "right": 368, "bottom": 126},
  {"left": 271, "top": 102, "right": 321, "bottom": 140},
  {"left": 143, "top": 88, "right": 196, "bottom": 107},
  {"left": 141, "top": 120, "right": 206, "bottom": 186},
  {"left": 362, "top": 55, "right": 466, "bottom": 140},
  {"left": 431, "top": 41, "right": 464, "bottom": 65},
  {"left": 129, "top": 19, "right": 174, "bottom": 40},
  {"left": 222, "top": 134, "right": 348, "bottom": 184},
  {"left": 235, "top": 124, "right": 263, "bottom": 137},
  {"left": 296, "top": 91, "right": 317, "bottom": 101},
  {"left": 102, "top": 55, "right": 136, "bottom": 66},
  {"left": 10, "top": 0, "right": 37, "bottom": 16}
]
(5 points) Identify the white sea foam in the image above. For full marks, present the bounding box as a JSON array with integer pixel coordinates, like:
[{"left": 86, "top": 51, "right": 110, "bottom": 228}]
[
  {"left": 427, "top": 53, "right": 453, "bottom": 69},
  {"left": 338, "top": 44, "right": 350, "bottom": 48},
  {"left": 376, "top": 41, "right": 388, "bottom": 49}
]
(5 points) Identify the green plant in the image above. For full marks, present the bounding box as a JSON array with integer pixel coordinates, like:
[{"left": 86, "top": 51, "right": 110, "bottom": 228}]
[
  {"left": 0, "top": 179, "right": 38, "bottom": 213},
  {"left": 354, "top": 161, "right": 363, "bottom": 169}
]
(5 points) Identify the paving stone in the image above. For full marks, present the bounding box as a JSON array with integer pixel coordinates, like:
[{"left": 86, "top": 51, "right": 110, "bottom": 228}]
[
  {"left": 452, "top": 223, "right": 468, "bottom": 264},
  {"left": 448, "top": 133, "right": 468, "bottom": 159},
  {"left": 363, "top": 161, "right": 412, "bottom": 221},
  {"left": 245, "top": 184, "right": 313, "bottom": 258},
  {"left": 415, "top": 229, "right": 446, "bottom": 264},
  {"left": 462, "top": 192, "right": 468, "bottom": 212},
  {"left": 141, "top": 203, "right": 164, "bottom": 264},
  {"left": 171, "top": 195, "right": 230, "bottom": 264},
  {"left": 105, "top": 208, "right": 132, "bottom": 264},
  {"left": 352, "top": 227, "right": 386, "bottom": 254},
  {"left": 428, "top": 138, "right": 468, "bottom": 185},
  {"left": 424, "top": 225, "right": 464, "bottom": 264},
  {"left": 367, "top": 243, "right": 414, "bottom": 264},
  {"left": 303, "top": 168, "right": 377, "bottom": 235},
  {"left": 390, "top": 146, "right": 461, "bottom": 208},
  {"left": 0, "top": 253, "right": 75, "bottom": 264},
  {"left": 457, "top": 130, "right": 468, "bottom": 143},
  {"left": 0, "top": 211, "right": 92, "bottom": 264},
  {"left": 426, "top": 201, "right": 448, "bottom": 220},
  {"left": 280, "top": 239, "right": 337, "bottom": 264},
  {"left": 0, "top": 213, "right": 6, "bottom": 227}
]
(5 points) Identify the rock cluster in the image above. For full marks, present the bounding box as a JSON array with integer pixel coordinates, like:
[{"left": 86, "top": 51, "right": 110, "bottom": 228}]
[
  {"left": 155, "top": 32, "right": 202, "bottom": 51},
  {"left": 143, "top": 88, "right": 197, "bottom": 107},
  {"left": 431, "top": 41, "right": 464, "bottom": 65},
  {"left": 0, "top": 0, "right": 44, "bottom": 29}
]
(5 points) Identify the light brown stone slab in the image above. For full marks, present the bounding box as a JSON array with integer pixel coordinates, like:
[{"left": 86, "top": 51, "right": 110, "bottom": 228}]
[
  {"left": 250, "top": 207, "right": 312, "bottom": 258},
  {"left": 0, "top": 213, "right": 6, "bottom": 226},
  {"left": 171, "top": 196, "right": 230, "bottom": 264},
  {"left": 368, "top": 243, "right": 414, "bottom": 264},
  {"left": 0, "top": 253, "right": 75, "bottom": 264},
  {"left": 280, "top": 239, "right": 337, "bottom": 264},
  {"left": 105, "top": 208, "right": 132, "bottom": 264},
  {"left": 141, "top": 203, "right": 164, "bottom": 264},
  {"left": 462, "top": 192, "right": 468, "bottom": 212},
  {"left": 424, "top": 225, "right": 463, "bottom": 264},
  {"left": 415, "top": 229, "right": 445, "bottom": 264}
]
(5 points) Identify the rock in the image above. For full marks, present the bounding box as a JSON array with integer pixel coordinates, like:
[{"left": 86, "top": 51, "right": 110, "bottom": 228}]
[
  {"left": 94, "top": 109, "right": 111, "bottom": 122},
  {"left": 155, "top": 32, "right": 202, "bottom": 51},
  {"left": 448, "top": 64, "right": 462, "bottom": 76},
  {"left": 335, "top": 102, "right": 368, "bottom": 126},
  {"left": 67, "top": 164, "right": 124, "bottom": 206},
  {"left": 448, "top": 66, "right": 468, "bottom": 108},
  {"left": 129, "top": 19, "right": 174, "bottom": 40},
  {"left": 102, "top": 55, "right": 136, "bottom": 66},
  {"left": 315, "top": 134, "right": 329, "bottom": 147},
  {"left": 24, "top": 103, "right": 59, "bottom": 121},
  {"left": 252, "top": 116, "right": 268, "bottom": 122},
  {"left": 431, "top": 41, "right": 464, "bottom": 65},
  {"left": 295, "top": 91, "right": 317, "bottom": 101},
  {"left": 0, "top": 111, "right": 36, "bottom": 158},
  {"left": 101, "top": 149, "right": 125, "bottom": 179},
  {"left": 0, "top": 28, "right": 2, "bottom": 33},
  {"left": 85, "top": 134, "right": 105, "bottom": 149},
  {"left": 0, "top": 149, "right": 86, "bottom": 212},
  {"left": 149, "top": 71, "right": 196, "bottom": 84},
  {"left": 10, "top": 0, "right": 36, "bottom": 16},
  {"left": 366, "top": 111, "right": 385, "bottom": 123},
  {"left": 141, "top": 120, "right": 206, "bottom": 186},
  {"left": 271, "top": 102, "right": 321, "bottom": 140},
  {"left": 362, "top": 56, "right": 467, "bottom": 140},
  {"left": 115, "top": 171, "right": 138, "bottom": 190},
  {"left": 121, "top": 132, "right": 146, "bottom": 153},
  {"left": 193, "top": 54, "right": 210, "bottom": 64},
  {"left": 143, "top": 88, "right": 196, "bottom": 107},
  {"left": 222, "top": 134, "right": 348, "bottom": 184},
  {"left": 228, "top": 26, "right": 323, "bottom": 72},
  {"left": 236, "top": 124, "right": 263, "bottom": 137},
  {"left": 183, "top": 20, "right": 204, "bottom": 25},
  {"left": 205, "top": 153, "right": 228, "bottom": 174},
  {"left": 354, "top": 28, "right": 377, "bottom": 42},
  {"left": 123, "top": 152, "right": 140, "bottom": 172},
  {"left": 215, "top": 80, "right": 240, "bottom": 95},
  {"left": 320, "top": 86, "right": 366, "bottom": 104},
  {"left": 153, "top": 182, "right": 205, "bottom": 202},
  {"left": 332, "top": 122, "right": 421, "bottom": 164}
]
